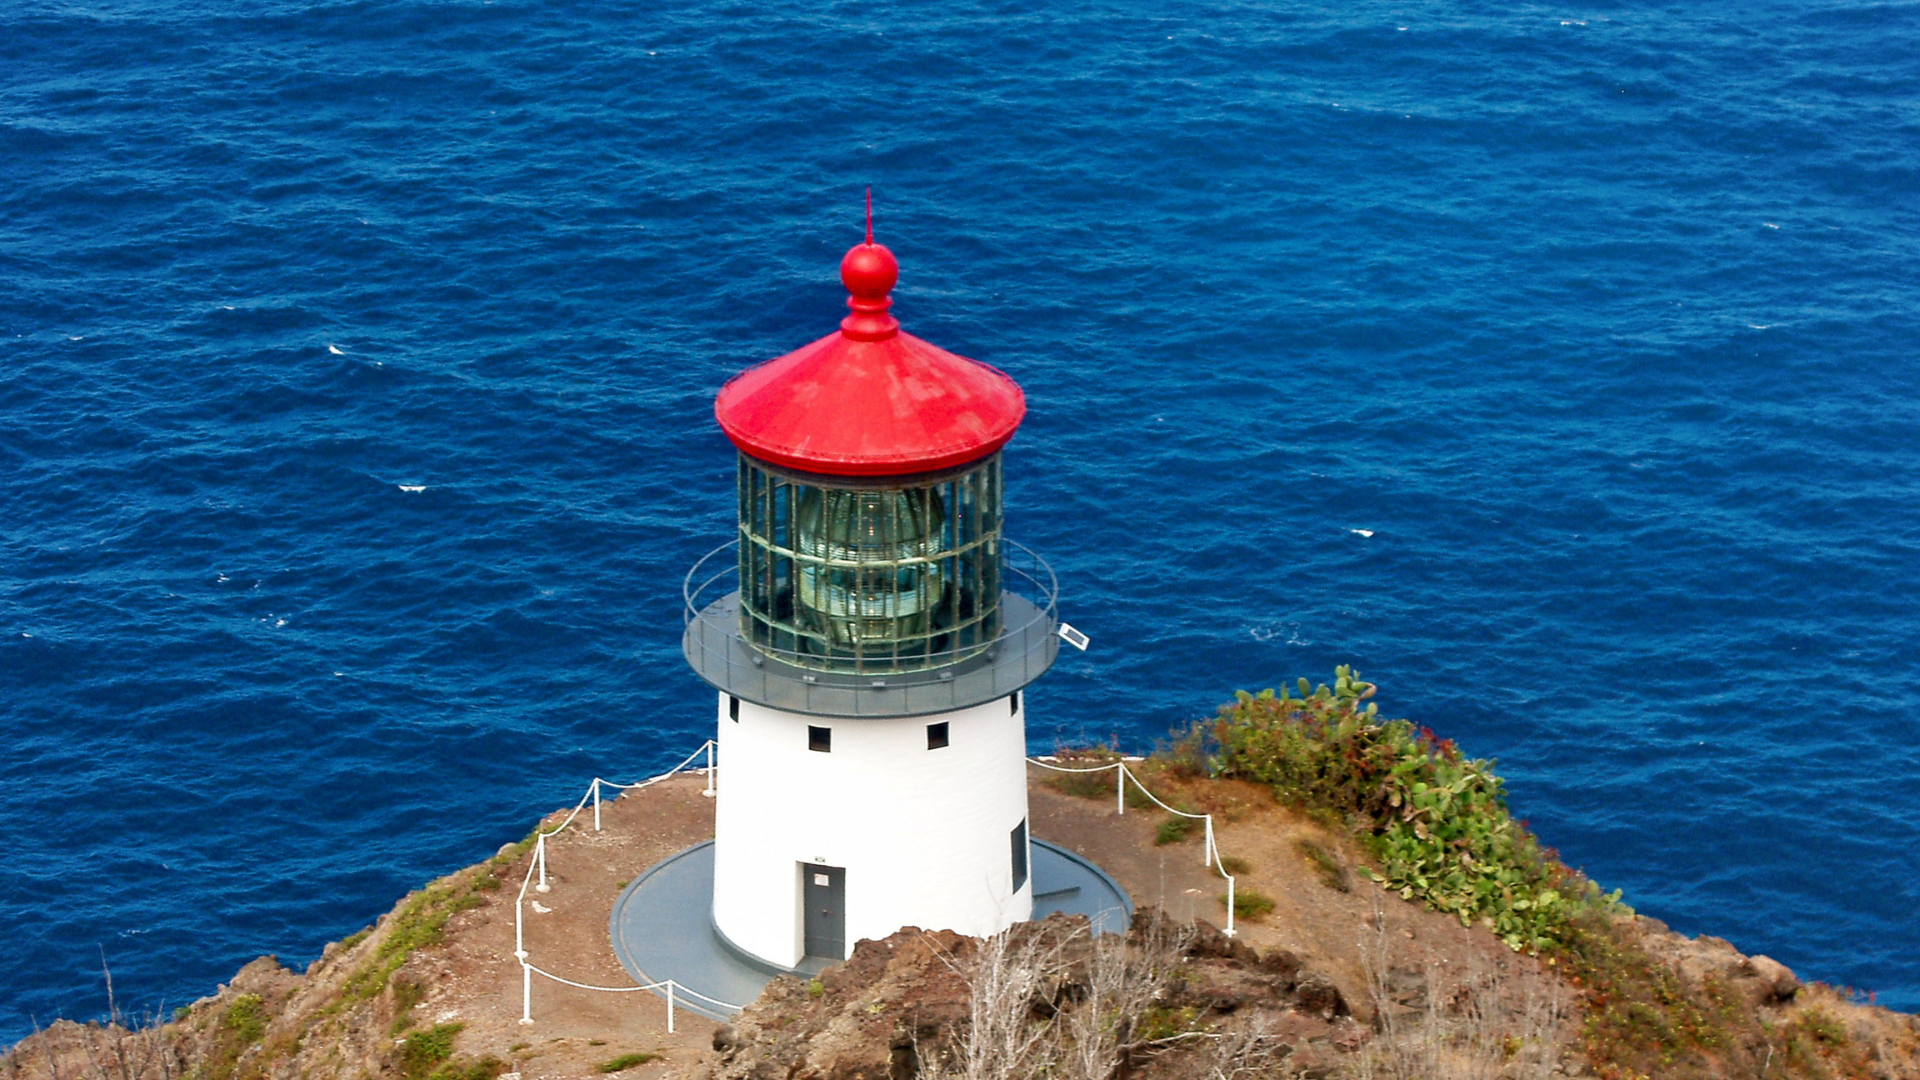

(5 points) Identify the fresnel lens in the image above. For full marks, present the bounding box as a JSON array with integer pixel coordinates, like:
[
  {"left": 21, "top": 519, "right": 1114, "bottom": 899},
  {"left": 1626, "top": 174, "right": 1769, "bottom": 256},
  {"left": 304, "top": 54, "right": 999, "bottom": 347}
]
[{"left": 794, "top": 487, "right": 945, "bottom": 648}]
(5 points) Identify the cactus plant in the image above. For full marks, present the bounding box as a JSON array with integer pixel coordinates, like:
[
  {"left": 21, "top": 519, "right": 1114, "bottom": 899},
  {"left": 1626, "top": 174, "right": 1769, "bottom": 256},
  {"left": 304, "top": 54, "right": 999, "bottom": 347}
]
[{"left": 1197, "top": 667, "right": 1623, "bottom": 953}]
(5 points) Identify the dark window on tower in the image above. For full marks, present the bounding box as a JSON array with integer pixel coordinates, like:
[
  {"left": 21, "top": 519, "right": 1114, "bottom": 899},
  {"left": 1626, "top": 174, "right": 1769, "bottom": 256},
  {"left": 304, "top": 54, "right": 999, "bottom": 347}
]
[
  {"left": 809, "top": 725, "right": 832, "bottom": 753},
  {"left": 927, "top": 722, "right": 950, "bottom": 750},
  {"left": 1011, "top": 819, "right": 1029, "bottom": 891},
  {"left": 1010, "top": 691, "right": 1020, "bottom": 716},
  {"left": 729, "top": 696, "right": 740, "bottom": 721}
]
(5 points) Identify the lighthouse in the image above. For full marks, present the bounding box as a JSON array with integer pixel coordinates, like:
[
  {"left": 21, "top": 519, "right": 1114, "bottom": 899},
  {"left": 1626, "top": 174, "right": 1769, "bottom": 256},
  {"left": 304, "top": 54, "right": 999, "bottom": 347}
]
[{"left": 680, "top": 227, "right": 1061, "bottom": 971}]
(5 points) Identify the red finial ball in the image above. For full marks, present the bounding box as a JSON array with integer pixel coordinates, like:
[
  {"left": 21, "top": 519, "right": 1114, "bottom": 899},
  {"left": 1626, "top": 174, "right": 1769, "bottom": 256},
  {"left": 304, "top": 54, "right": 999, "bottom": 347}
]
[{"left": 841, "top": 242, "right": 898, "bottom": 299}]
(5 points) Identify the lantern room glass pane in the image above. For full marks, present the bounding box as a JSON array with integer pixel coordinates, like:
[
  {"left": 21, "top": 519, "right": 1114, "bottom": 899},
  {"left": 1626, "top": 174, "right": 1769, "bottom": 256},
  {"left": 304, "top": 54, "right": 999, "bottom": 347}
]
[{"left": 736, "top": 453, "right": 1003, "bottom": 674}]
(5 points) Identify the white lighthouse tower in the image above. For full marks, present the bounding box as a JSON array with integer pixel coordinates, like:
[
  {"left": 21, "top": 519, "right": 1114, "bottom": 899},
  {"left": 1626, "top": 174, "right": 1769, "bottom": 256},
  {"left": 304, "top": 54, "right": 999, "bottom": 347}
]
[{"left": 681, "top": 228, "right": 1060, "bottom": 970}]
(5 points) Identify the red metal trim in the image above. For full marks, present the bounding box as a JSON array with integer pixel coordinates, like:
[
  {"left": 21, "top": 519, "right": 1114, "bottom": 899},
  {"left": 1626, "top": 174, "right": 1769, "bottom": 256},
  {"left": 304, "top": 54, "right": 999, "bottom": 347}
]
[{"left": 714, "top": 238, "right": 1026, "bottom": 478}]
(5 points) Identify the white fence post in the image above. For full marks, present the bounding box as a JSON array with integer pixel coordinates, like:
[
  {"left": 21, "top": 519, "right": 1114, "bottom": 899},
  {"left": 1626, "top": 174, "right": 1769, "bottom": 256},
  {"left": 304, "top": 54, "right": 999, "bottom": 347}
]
[
  {"left": 1116, "top": 764, "right": 1126, "bottom": 815},
  {"left": 497, "top": 743, "right": 761, "bottom": 1031},
  {"left": 1224, "top": 876, "right": 1237, "bottom": 937},
  {"left": 1203, "top": 817, "right": 1216, "bottom": 868}
]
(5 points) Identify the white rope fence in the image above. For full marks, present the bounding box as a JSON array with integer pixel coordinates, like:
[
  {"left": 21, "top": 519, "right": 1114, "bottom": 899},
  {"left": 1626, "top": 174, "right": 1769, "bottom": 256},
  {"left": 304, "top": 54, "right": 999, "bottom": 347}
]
[
  {"left": 510, "top": 741, "right": 1242, "bottom": 1033},
  {"left": 513, "top": 739, "right": 740, "bottom": 1031},
  {"left": 1026, "top": 756, "right": 1241, "bottom": 938}
]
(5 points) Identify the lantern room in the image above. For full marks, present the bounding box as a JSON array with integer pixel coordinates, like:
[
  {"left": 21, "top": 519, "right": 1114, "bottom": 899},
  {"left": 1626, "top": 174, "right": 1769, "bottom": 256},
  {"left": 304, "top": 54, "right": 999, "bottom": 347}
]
[
  {"left": 685, "top": 234, "right": 1058, "bottom": 719},
  {"left": 733, "top": 456, "right": 1003, "bottom": 674}
]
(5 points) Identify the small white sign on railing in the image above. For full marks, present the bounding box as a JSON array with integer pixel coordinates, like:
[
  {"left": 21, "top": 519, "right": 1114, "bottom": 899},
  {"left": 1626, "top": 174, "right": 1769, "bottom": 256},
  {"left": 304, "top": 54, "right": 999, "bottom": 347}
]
[{"left": 1057, "top": 622, "right": 1090, "bottom": 651}]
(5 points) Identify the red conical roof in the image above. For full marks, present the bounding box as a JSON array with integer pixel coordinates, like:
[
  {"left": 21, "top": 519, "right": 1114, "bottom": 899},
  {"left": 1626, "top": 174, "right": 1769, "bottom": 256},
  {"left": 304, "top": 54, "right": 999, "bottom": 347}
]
[{"left": 714, "top": 240, "right": 1026, "bottom": 477}]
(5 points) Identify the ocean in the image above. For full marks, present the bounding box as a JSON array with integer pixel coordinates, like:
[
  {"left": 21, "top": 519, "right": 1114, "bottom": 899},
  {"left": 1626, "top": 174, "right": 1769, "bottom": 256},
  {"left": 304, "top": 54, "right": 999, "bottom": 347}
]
[{"left": 3, "top": 0, "right": 1916, "bottom": 1037}]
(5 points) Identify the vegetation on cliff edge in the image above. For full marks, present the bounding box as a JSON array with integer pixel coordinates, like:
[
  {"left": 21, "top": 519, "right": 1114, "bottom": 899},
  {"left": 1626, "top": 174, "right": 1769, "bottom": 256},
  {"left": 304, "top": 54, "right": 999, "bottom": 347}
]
[
  {"left": 1171, "top": 665, "right": 1621, "bottom": 953},
  {"left": 1141, "top": 666, "right": 1885, "bottom": 1080}
]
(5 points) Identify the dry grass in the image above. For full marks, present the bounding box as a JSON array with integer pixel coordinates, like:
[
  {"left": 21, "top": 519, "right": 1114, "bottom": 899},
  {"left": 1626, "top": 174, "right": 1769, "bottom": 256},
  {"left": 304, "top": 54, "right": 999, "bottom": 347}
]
[
  {"left": 925, "top": 917, "right": 1201, "bottom": 1080},
  {"left": 920, "top": 913, "right": 1316, "bottom": 1080},
  {"left": 16, "top": 959, "right": 185, "bottom": 1080},
  {"left": 1354, "top": 904, "right": 1569, "bottom": 1080},
  {"left": 1292, "top": 837, "right": 1350, "bottom": 893},
  {"left": 1060, "top": 915, "right": 1194, "bottom": 1080},
  {"left": 931, "top": 926, "right": 1068, "bottom": 1080},
  {"left": 15, "top": 1019, "right": 184, "bottom": 1080}
]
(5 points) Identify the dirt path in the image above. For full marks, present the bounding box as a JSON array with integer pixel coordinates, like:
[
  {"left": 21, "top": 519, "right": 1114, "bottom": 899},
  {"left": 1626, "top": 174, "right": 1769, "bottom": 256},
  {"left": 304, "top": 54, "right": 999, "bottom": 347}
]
[
  {"left": 1024, "top": 764, "right": 1547, "bottom": 1026},
  {"left": 425, "top": 774, "right": 723, "bottom": 1079}
]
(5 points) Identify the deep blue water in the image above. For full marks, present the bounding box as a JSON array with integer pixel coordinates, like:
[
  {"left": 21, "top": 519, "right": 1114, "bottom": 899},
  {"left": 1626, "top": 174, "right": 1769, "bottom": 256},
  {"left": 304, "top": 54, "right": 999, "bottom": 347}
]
[{"left": 4, "top": 0, "right": 1918, "bottom": 1038}]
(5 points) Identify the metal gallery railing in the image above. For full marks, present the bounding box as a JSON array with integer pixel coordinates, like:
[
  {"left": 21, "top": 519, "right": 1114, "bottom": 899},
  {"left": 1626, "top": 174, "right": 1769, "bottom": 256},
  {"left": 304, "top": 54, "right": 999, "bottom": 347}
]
[{"left": 682, "top": 537, "right": 1059, "bottom": 677}]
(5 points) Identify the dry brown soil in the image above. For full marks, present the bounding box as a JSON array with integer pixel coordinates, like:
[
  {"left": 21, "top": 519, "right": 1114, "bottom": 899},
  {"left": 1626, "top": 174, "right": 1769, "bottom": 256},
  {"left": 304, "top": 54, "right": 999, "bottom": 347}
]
[
  {"left": 445, "top": 773, "right": 724, "bottom": 1078},
  {"left": 1025, "top": 763, "right": 1549, "bottom": 1027}
]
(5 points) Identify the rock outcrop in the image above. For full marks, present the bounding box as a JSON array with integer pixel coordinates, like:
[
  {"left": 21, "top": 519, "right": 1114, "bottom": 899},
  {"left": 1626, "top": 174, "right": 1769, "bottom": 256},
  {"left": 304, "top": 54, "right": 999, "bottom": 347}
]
[{"left": 685, "top": 910, "right": 1364, "bottom": 1080}]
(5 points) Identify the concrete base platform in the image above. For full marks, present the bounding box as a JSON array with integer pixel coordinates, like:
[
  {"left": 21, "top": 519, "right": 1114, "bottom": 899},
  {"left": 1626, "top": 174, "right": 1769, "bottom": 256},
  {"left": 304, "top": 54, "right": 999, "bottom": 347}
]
[{"left": 609, "top": 839, "right": 1133, "bottom": 1020}]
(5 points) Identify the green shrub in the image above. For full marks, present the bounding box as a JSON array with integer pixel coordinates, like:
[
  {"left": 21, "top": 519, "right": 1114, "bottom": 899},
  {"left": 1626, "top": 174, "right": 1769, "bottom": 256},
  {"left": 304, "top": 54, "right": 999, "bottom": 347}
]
[
  {"left": 806, "top": 979, "right": 825, "bottom": 1000},
  {"left": 427, "top": 1057, "right": 508, "bottom": 1080},
  {"left": 597, "top": 1053, "right": 659, "bottom": 1073},
  {"left": 1217, "top": 854, "right": 1252, "bottom": 875},
  {"left": 1154, "top": 817, "right": 1194, "bottom": 845},
  {"left": 222, "top": 994, "right": 267, "bottom": 1044},
  {"left": 202, "top": 991, "right": 273, "bottom": 1079},
  {"left": 1225, "top": 887, "right": 1275, "bottom": 920},
  {"left": 1192, "top": 666, "right": 1620, "bottom": 952},
  {"left": 398, "top": 1023, "right": 464, "bottom": 1080},
  {"left": 1796, "top": 1009, "right": 1847, "bottom": 1048},
  {"left": 1554, "top": 910, "right": 1733, "bottom": 1075},
  {"left": 1134, "top": 1005, "right": 1201, "bottom": 1042}
]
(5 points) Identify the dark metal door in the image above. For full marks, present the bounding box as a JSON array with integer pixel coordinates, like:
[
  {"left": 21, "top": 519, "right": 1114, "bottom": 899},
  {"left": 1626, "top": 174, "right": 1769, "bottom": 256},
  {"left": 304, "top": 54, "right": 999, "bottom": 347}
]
[{"left": 802, "top": 864, "right": 845, "bottom": 960}]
